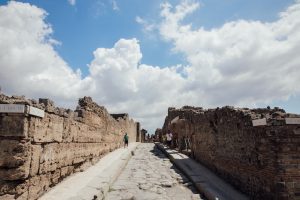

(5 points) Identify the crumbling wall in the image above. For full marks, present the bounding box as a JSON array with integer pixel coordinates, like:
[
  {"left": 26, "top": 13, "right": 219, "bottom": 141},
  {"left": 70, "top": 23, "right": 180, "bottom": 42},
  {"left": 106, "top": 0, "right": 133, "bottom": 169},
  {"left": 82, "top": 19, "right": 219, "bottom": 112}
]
[
  {"left": 0, "top": 95, "right": 138, "bottom": 200},
  {"left": 162, "top": 106, "right": 300, "bottom": 200}
]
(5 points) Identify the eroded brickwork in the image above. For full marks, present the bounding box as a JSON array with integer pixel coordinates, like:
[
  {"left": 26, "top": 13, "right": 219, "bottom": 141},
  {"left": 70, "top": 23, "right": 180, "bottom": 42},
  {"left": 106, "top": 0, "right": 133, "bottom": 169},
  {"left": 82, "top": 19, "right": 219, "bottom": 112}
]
[
  {"left": 0, "top": 94, "right": 138, "bottom": 200},
  {"left": 162, "top": 106, "right": 300, "bottom": 200}
]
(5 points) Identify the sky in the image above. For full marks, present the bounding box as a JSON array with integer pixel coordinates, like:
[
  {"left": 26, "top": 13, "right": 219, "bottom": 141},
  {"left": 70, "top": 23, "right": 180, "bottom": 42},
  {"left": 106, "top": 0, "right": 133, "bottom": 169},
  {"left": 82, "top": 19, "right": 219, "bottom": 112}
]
[{"left": 0, "top": 0, "right": 300, "bottom": 133}]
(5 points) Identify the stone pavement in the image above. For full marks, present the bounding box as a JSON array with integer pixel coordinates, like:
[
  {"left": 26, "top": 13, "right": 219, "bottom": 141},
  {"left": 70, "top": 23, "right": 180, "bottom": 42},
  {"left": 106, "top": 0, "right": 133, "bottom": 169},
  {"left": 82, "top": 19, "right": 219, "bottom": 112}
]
[
  {"left": 156, "top": 143, "right": 249, "bottom": 200},
  {"left": 39, "top": 143, "right": 139, "bottom": 200},
  {"left": 106, "top": 143, "right": 203, "bottom": 200}
]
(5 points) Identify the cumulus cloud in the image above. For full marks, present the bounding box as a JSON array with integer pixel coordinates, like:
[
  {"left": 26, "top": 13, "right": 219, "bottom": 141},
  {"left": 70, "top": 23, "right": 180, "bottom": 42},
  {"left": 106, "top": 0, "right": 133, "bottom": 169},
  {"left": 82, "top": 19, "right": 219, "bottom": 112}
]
[
  {"left": 158, "top": 0, "right": 300, "bottom": 107},
  {"left": 1, "top": 1, "right": 300, "bottom": 133},
  {"left": 0, "top": 1, "right": 92, "bottom": 106},
  {"left": 88, "top": 38, "right": 186, "bottom": 129},
  {"left": 0, "top": 1, "right": 185, "bottom": 132}
]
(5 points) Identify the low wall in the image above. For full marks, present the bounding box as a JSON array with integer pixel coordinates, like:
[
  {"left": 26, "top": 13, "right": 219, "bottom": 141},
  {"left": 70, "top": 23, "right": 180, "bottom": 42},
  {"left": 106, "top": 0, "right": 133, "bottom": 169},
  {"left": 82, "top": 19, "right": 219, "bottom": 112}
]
[
  {"left": 0, "top": 95, "right": 138, "bottom": 200},
  {"left": 162, "top": 106, "right": 300, "bottom": 200}
]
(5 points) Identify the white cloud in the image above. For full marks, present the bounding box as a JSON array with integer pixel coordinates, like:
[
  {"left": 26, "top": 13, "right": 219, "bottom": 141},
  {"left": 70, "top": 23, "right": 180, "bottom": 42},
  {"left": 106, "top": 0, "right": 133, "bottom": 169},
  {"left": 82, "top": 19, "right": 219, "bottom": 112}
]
[
  {"left": 0, "top": 1, "right": 185, "bottom": 132},
  {"left": 136, "top": 16, "right": 156, "bottom": 32},
  {"left": 88, "top": 39, "right": 186, "bottom": 130},
  {"left": 1, "top": 1, "right": 300, "bottom": 133},
  {"left": 0, "top": 1, "right": 92, "bottom": 107},
  {"left": 68, "top": 0, "right": 76, "bottom": 6},
  {"left": 158, "top": 0, "right": 300, "bottom": 107}
]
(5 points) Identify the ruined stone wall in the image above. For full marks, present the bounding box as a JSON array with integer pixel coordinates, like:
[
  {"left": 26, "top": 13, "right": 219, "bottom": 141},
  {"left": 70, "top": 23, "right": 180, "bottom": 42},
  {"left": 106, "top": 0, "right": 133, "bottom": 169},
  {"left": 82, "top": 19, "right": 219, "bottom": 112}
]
[
  {"left": 0, "top": 95, "right": 138, "bottom": 200},
  {"left": 162, "top": 106, "right": 300, "bottom": 200}
]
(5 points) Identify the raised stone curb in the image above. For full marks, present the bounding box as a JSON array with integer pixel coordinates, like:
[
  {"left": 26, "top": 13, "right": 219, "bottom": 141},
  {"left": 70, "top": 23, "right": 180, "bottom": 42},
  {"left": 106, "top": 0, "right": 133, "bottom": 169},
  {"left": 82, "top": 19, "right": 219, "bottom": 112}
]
[
  {"left": 39, "top": 142, "right": 140, "bottom": 200},
  {"left": 155, "top": 143, "right": 249, "bottom": 200}
]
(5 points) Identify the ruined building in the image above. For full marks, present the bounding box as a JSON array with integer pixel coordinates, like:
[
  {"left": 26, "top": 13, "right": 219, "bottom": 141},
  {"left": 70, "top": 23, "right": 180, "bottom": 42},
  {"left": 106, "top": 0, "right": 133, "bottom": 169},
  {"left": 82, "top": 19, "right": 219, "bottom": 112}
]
[
  {"left": 162, "top": 106, "right": 300, "bottom": 200},
  {"left": 0, "top": 94, "right": 140, "bottom": 200}
]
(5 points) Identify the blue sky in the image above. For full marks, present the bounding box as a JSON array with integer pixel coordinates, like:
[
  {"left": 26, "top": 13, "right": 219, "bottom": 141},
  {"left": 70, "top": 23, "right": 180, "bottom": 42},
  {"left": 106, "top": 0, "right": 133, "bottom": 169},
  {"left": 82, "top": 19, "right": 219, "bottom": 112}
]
[
  {"left": 2, "top": 0, "right": 294, "bottom": 74},
  {"left": 0, "top": 0, "right": 299, "bottom": 132}
]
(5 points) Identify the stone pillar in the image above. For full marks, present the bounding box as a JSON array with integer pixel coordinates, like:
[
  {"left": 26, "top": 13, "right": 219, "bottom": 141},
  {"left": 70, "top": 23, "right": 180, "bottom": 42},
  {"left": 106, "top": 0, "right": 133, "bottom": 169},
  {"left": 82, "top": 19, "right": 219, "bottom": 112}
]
[{"left": 136, "top": 122, "right": 141, "bottom": 142}]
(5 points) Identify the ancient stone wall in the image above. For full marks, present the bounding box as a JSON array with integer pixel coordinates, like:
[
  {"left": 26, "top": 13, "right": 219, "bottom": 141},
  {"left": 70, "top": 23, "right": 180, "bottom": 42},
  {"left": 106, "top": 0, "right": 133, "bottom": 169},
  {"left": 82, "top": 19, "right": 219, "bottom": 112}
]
[
  {"left": 162, "top": 106, "right": 300, "bottom": 200},
  {"left": 0, "top": 95, "right": 139, "bottom": 200}
]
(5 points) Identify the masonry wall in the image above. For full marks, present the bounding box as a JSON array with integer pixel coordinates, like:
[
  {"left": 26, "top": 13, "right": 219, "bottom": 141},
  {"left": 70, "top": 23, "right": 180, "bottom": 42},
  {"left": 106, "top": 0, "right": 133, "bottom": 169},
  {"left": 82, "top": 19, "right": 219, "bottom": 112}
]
[
  {"left": 0, "top": 95, "right": 138, "bottom": 200},
  {"left": 162, "top": 106, "right": 300, "bottom": 200}
]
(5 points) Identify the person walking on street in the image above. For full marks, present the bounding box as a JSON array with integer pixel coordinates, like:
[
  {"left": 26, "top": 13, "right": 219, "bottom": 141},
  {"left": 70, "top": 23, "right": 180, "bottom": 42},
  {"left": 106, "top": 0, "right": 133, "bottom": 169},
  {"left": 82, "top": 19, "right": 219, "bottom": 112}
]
[
  {"left": 124, "top": 133, "right": 129, "bottom": 148},
  {"left": 166, "top": 130, "right": 173, "bottom": 148}
]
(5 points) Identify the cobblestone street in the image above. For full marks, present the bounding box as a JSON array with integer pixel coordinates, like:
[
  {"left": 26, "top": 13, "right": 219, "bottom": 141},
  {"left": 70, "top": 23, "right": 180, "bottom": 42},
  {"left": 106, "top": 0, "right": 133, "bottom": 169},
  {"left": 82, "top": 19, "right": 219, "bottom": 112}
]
[{"left": 106, "top": 143, "right": 202, "bottom": 200}]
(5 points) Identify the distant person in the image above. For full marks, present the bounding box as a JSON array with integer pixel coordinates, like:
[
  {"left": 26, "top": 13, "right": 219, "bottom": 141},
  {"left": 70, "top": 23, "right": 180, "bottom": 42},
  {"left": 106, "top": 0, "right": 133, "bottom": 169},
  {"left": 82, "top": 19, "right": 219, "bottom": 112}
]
[
  {"left": 166, "top": 130, "right": 173, "bottom": 147},
  {"left": 124, "top": 133, "right": 129, "bottom": 148}
]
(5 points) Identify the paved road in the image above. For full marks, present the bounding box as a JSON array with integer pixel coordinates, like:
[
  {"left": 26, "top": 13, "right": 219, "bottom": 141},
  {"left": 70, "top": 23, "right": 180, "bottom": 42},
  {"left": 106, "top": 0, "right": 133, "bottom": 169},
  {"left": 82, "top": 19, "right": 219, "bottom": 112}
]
[{"left": 106, "top": 143, "right": 203, "bottom": 200}]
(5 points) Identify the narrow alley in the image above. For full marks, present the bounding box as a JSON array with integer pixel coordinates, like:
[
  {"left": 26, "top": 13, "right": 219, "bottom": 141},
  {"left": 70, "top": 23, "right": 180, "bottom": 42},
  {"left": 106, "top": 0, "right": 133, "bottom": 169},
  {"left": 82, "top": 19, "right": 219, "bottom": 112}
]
[{"left": 106, "top": 143, "right": 203, "bottom": 200}]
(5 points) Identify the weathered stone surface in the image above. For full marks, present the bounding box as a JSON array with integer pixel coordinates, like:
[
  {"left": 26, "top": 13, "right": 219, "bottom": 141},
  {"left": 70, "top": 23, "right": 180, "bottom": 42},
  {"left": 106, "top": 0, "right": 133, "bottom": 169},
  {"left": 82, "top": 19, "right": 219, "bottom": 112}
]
[
  {"left": 0, "top": 140, "right": 31, "bottom": 180},
  {"left": 0, "top": 166, "right": 30, "bottom": 181},
  {"left": 28, "top": 174, "right": 51, "bottom": 200},
  {"left": 0, "top": 115, "right": 28, "bottom": 137},
  {"left": 0, "top": 180, "right": 28, "bottom": 197},
  {"left": 60, "top": 166, "right": 74, "bottom": 178},
  {"left": 29, "top": 113, "right": 63, "bottom": 143},
  {"left": 62, "top": 119, "right": 105, "bottom": 143},
  {"left": 0, "top": 140, "right": 29, "bottom": 168},
  {"left": 29, "top": 145, "right": 42, "bottom": 176},
  {"left": 38, "top": 98, "right": 55, "bottom": 113},
  {"left": 162, "top": 106, "right": 300, "bottom": 200},
  {"left": 0, "top": 94, "right": 140, "bottom": 199},
  {"left": 107, "top": 144, "right": 202, "bottom": 200}
]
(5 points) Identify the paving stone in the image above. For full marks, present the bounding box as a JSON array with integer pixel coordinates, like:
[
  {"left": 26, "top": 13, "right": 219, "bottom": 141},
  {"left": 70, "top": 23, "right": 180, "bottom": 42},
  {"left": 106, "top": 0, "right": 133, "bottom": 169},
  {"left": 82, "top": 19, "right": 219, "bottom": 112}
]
[{"left": 106, "top": 143, "right": 202, "bottom": 200}]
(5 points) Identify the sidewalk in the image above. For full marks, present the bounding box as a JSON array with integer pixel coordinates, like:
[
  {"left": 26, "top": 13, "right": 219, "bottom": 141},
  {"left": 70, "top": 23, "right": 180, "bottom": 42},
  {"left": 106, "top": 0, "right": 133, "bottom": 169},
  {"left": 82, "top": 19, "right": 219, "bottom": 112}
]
[
  {"left": 155, "top": 143, "right": 249, "bottom": 200},
  {"left": 39, "top": 143, "right": 140, "bottom": 200}
]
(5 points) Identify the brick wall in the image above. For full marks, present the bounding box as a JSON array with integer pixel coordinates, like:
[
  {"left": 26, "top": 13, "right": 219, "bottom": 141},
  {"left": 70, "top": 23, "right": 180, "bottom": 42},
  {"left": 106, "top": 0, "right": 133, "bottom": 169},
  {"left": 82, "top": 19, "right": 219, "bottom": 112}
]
[
  {"left": 0, "top": 95, "right": 138, "bottom": 200},
  {"left": 162, "top": 106, "right": 300, "bottom": 200}
]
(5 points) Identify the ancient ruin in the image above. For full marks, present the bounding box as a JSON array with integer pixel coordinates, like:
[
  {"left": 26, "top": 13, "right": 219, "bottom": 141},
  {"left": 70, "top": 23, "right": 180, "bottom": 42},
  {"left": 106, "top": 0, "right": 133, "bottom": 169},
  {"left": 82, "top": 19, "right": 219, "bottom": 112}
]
[
  {"left": 0, "top": 92, "right": 299, "bottom": 200},
  {"left": 0, "top": 94, "right": 140, "bottom": 200},
  {"left": 161, "top": 106, "right": 300, "bottom": 199}
]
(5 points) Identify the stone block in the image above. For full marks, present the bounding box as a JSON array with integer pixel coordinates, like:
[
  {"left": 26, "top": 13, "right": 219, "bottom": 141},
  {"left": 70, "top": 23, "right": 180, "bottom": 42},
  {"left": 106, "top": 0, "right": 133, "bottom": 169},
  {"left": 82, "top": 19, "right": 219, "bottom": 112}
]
[
  {"left": 0, "top": 140, "right": 31, "bottom": 180},
  {"left": 0, "top": 180, "right": 28, "bottom": 197},
  {"left": 29, "top": 113, "right": 63, "bottom": 143},
  {"left": 0, "top": 165, "right": 30, "bottom": 181},
  {"left": 30, "top": 145, "right": 42, "bottom": 176},
  {"left": 62, "top": 118, "right": 77, "bottom": 142},
  {"left": 39, "top": 143, "right": 59, "bottom": 174},
  {"left": 0, "top": 194, "right": 15, "bottom": 200},
  {"left": 80, "top": 110, "right": 107, "bottom": 129},
  {"left": 60, "top": 166, "right": 73, "bottom": 178},
  {"left": 28, "top": 174, "right": 51, "bottom": 200},
  {"left": 51, "top": 169, "right": 61, "bottom": 185},
  {"left": 0, "top": 115, "right": 28, "bottom": 137}
]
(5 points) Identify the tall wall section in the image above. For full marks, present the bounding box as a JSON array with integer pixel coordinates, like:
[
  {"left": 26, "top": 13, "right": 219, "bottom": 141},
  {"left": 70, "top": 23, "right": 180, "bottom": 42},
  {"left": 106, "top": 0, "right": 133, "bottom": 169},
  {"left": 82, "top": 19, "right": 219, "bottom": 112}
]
[
  {"left": 162, "top": 106, "right": 300, "bottom": 200},
  {"left": 0, "top": 94, "right": 138, "bottom": 200}
]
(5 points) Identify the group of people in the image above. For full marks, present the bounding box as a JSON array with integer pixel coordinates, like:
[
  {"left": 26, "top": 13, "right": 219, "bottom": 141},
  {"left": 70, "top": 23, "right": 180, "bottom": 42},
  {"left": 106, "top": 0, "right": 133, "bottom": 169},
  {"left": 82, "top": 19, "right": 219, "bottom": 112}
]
[{"left": 123, "top": 130, "right": 174, "bottom": 148}]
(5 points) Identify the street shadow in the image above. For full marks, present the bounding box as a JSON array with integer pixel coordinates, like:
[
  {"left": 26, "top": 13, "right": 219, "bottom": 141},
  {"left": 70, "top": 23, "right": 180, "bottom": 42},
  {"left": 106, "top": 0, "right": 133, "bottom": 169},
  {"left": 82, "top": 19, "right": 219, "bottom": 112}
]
[{"left": 148, "top": 143, "right": 206, "bottom": 199}]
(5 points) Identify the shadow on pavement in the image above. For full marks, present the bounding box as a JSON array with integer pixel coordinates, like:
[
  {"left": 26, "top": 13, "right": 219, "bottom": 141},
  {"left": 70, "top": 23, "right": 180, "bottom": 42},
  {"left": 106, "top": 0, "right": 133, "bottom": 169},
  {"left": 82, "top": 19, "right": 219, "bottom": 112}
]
[{"left": 148, "top": 143, "right": 206, "bottom": 200}]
